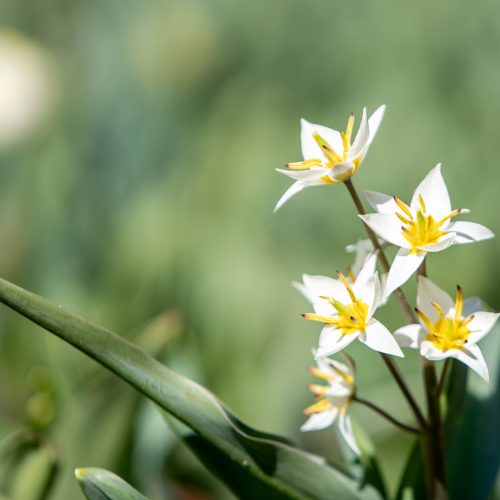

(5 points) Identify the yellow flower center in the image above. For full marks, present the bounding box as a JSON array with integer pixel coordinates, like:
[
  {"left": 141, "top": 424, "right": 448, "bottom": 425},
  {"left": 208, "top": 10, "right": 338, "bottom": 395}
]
[
  {"left": 394, "top": 195, "right": 461, "bottom": 254},
  {"left": 303, "top": 272, "right": 369, "bottom": 336},
  {"left": 287, "top": 114, "right": 358, "bottom": 183},
  {"left": 416, "top": 286, "right": 474, "bottom": 351}
]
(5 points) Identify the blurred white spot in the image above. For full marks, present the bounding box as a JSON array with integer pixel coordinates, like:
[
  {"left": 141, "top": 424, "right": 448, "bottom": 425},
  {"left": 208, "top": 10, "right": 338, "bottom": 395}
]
[{"left": 0, "top": 30, "right": 58, "bottom": 150}]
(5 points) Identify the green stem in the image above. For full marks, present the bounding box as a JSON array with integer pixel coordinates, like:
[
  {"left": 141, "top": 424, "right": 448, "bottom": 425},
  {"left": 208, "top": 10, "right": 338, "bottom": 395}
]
[
  {"left": 353, "top": 396, "right": 419, "bottom": 434},
  {"left": 417, "top": 261, "right": 448, "bottom": 499},
  {"left": 437, "top": 359, "right": 451, "bottom": 396}
]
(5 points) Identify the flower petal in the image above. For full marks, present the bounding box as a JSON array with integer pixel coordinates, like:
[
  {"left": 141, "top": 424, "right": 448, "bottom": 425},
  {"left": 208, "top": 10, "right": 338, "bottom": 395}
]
[
  {"left": 329, "top": 161, "right": 355, "bottom": 182},
  {"left": 385, "top": 248, "right": 425, "bottom": 296},
  {"left": 447, "top": 345, "right": 490, "bottom": 382},
  {"left": 363, "top": 190, "right": 397, "bottom": 214},
  {"left": 447, "top": 221, "right": 495, "bottom": 245},
  {"left": 301, "top": 408, "right": 338, "bottom": 432},
  {"left": 274, "top": 180, "right": 323, "bottom": 212},
  {"left": 353, "top": 251, "right": 378, "bottom": 289},
  {"left": 367, "top": 105, "right": 386, "bottom": 145},
  {"left": 467, "top": 312, "right": 499, "bottom": 344},
  {"left": 421, "top": 233, "right": 455, "bottom": 252},
  {"left": 410, "top": 164, "right": 451, "bottom": 221},
  {"left": 420, "top": 340, "right": 448, "bottom": 360},
  {"left": 302, "top": 274, "right": 350, "bottom": 304},
  {"left": 350, "top": 108, "right": 369, "bottom": 157},
  {"left": 275, "top": 167, "right": 326, "bottom": 181},
  {"left": 338, "top": 411, "right": 360, "bottom": 455},
  {"left": 394, "top": 323, "right": 424, "bottom": 348},
  {"left": 358, "top": 213, "right": 408, "bottom": 248},
  {"left": 301, "top": 119, "right": 343, "bottom": 160},
  {"left": 354, "top": 273, "right": 378, "bottom": 318},
  {"left": 316, "top": 327, "right": 359, "bottom": 358},
  {"left": 359, "top": 319, "right": 404, "bottom": 357},
  {"left": 416, "top": 276, "right": 454, "bottom": 322}
]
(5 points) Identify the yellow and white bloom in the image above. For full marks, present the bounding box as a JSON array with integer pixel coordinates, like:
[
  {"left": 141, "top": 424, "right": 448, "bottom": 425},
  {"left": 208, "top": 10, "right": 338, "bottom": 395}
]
[
  {"left": 274, "top": 106, "right": 386, "bottom": 212},
  {"left": 294, "top": 253, "right": 403, "bottom": 357},
  {"left": 301, "top": 354, "right": 359, "bottom": 454},
  {"left": 395, "top": 276, "right": 499, "bottom": 382},
  {"left": 360, "top": 164, "right": 494, "bottom": 296}
]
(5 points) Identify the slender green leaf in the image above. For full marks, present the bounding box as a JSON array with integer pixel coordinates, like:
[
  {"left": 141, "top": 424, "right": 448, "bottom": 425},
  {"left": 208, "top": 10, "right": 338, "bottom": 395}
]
[
  {"left": 0, "top": 277, "right": 381, "bottom": 500},
  {"left": 75, "top": 468, "right": 148, "bottom": 500}
]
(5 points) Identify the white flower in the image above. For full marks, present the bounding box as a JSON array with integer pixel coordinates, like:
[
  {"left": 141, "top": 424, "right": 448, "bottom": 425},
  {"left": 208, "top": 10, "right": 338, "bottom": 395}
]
[
  {"left": 301, "top": 354, "right": 359, "bottom": 454},
  {"left": 360, "top": 164, "right": 494, "bottom": 296},
  {"left": 395, "top": 276, "right": 499, "bottom": 382},
  {"left": 294, "top": 253, "right": 403, "bottom": 358},
  {"left": 274, "top": 106, "right": 386, "bottom": 212}
]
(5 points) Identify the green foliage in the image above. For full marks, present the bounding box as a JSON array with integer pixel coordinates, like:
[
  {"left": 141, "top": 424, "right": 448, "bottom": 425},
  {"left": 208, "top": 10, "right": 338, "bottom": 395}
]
[
  {"left": 76, "top": 468, "right": 149, "bottom": 500},
  {"left": 0, "top": 277, "right": 381, "bottom": 499}
]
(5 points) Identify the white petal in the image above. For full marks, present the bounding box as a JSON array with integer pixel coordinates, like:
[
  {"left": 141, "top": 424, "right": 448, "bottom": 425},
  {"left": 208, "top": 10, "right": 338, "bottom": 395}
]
[
  {"left": 316, "top": 328, "right": 359, "bottom": 358},
  {"left": 447, "top": 221, "right": 495, "bottom": 244},
  {"left": 463, "top": 297, "right": 482, "bottom": 316},
  {"left": 301, "top": 408, "right": 338, "bottom": 432},
  {"left": 354, "top": 273, "right": 377, "bottom": 318},
  {"left": 338, "top": 411, "right": 360, "bottom": 455},
  {"left": 421, "top": 233, "right": 455, "bottom": 252},
  {"left": 416, "top": 276, "right": 454, "bottom": 323},
  {"left": 363, "top": 190, "right": 397, "bottom": 214},
  {"left": 350, "top": 108, "right": 369, "bottom": 157},
  {"left": 467, "top": 312, "right": 499, "bottom": 344},
  {"left": 359, "top": 213, "right": 408, "bottom": 248},
  {"left": 448, "top": 345, "right": 490, "bottom": 382},
  {"left": 353, "top": 251, "right": 378, "bottom": 289},
  {"left": 359, "top": 320, "right": 404, "bottom": 357},
  {"left": 329, "top": 161, "right": 354, "bottom": 182},
  {"left": 367, "top": 105, "right": 386, "bottom": 145},
  {"left": 301, "top": 119, "right": 343, "bottom": 160},
  {"left": 275, "top": 167, "right": 326, "bottom": 181},
  {"left": 274, "top": 180, "right": 323, "bottom": 212},
  {"left": 385, "top": 248, "right": 424, "bottom": 296},
  {"left": 302, "top": 274, "right": 349, "bottom": 303},
  {"left": 410, "top": 164, "right": 451, "bottom": 221},
  {"left": 394, "top": 324, "right": 424, "bottom": 348},
  {"left": 420, "top": 340, "right": 448, "bottom": 360}
]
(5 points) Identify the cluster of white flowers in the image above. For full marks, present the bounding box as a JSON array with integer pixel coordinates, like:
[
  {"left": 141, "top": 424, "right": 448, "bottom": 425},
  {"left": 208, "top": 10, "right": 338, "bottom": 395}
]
[{"left": 275, "top": 107, "right": 498, "bottom": 453}]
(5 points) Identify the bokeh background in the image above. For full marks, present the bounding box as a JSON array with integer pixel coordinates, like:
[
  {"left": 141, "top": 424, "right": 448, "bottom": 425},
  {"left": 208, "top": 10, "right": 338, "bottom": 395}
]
[{"left": 1, "top": 0, "right": 499, "bottom": 498}]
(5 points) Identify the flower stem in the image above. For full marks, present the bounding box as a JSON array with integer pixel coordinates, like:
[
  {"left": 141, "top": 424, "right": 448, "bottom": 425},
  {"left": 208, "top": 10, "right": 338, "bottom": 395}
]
[
  {"left": 343, "top": 179, "right": 426, "bottom": 431},
  {"left": 437, "top": 358, "right": 451, "bottom": 395},
  {"left": 353, "top": 396, "right": 419, "bottom": 434},
  {"left": 417, "top": 262, "right": 448, "bottom": 499}
]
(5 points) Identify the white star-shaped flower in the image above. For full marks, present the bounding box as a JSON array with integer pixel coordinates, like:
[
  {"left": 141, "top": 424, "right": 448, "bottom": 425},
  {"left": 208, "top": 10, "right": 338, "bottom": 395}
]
[
  {"left": 301, "top": 354, "right": 359, "bottom": 455},
  {"left": 395, "top": 276, "right": 499, "bottom": 382},
  {"left": 360, "top": 164, "right": 494, "bottom": 296},
  {"left": 294, "top": 253, "right": 403, "bottom": 358},
  {"left": 274, "top": 106, "right": 386, "bottom": 211}
]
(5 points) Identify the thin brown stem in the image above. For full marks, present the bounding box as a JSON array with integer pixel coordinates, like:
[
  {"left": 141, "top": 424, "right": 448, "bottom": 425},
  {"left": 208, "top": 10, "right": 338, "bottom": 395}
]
[
  {"left": 344, "top": 179, "right": 416, "bottom": 324},
  {"left": 353, "top": 396, "right": 419, "bottom": 434},
  {"left": 343, "top": 179, "right": 426, "bottom": 430}
]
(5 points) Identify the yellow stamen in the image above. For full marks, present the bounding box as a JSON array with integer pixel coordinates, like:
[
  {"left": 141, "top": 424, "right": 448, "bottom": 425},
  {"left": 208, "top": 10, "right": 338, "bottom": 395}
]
[
  {"left": 345, "top": 113, "right": 355, "bottom": 144},
  {"left": 396, "top": 212, "right": 412, "bottom": 225},
  {"left": 308, "top": 384, "right": 328, "bottom": 396},
  {"left": 438, "top": 209, "right": 462, "bottom": 226},
  {"left": 287, "top": 158, "right": 323, "bottom": 170},
  {"left": 418, "top": 194, "right": 426, "bottom": 213},
  {"left": 302, "top": 313, "right": 336, "bottom": 325},
  {"left": 313, "top": 132, "right": 342, "bottom": 164},
  {"left": 394, "top": 197, "right": 413, "bottom": 219},
  {"left": 454, "top": 286, "right": 463, "bottom": 323},
  {"left": 415, "top": 308, "right": 435, "bottom": 332},
  {"left": 337, "top": 272, "right": 357, "bottom": 303},
  {"left": 308, "top": 366, "right": 334, "bottom": 381},
  {"left": 347, "top": 269, "right": 356, "bottom": 282},
  {"left": 431, "top": 302, "right": 445, "bottom": 318},
  {"left": 304, "top": 398, "right": 331, "bottom": 415}
]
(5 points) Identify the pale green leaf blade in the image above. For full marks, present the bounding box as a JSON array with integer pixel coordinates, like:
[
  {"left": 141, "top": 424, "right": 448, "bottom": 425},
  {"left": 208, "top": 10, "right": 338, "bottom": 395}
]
[
  {"left": 75, "top": 468, "right": 148, "bottom": 500},
  {"left": 0, "top": 277, "right": 381, "bottom": 500}
]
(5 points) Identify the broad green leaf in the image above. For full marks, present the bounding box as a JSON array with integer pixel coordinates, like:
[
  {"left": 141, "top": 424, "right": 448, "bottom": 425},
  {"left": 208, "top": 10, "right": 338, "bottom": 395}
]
[
  {"left": 394, "top": 440, "right": 425, "bottom": 500},
  {"left": 0, "top": 277, "right": 381, "bottom": 500},
  {"left": 444, "top": 322, "right": 500, "bottom": 500},
  {"left": 75, "top": 468, "right": 148, "bottom": 500}
]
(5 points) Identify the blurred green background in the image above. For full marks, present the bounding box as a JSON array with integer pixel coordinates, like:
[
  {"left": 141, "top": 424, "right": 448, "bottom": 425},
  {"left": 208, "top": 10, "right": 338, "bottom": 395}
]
[{"left": 1, "top": 0, "right": 499, "bottom": 498}]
